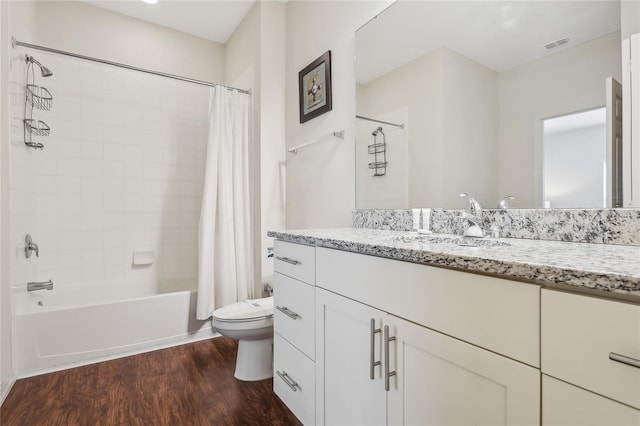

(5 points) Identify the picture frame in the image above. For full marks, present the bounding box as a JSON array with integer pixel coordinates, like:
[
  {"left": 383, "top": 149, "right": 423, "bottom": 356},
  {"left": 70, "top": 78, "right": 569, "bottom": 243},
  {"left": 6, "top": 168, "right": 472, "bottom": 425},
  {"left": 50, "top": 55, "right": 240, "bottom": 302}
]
[{"left": 299, "top": 50, "right": 332, "bottom": 123}]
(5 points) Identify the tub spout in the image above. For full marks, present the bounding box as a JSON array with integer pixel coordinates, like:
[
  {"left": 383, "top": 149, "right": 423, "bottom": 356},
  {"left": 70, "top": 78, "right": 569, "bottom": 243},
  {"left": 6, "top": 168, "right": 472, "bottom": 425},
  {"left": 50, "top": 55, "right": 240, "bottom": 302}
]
[{"left": 27, "top": 280, "right": 53, "bottom": 291}]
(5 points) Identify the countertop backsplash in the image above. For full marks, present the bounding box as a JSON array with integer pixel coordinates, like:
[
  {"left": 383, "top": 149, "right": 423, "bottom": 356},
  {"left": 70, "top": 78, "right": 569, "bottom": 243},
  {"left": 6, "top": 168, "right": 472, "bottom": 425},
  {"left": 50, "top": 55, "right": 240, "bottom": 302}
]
[{"left": 353, "top": 209, "right": 640, "bottom": 246}]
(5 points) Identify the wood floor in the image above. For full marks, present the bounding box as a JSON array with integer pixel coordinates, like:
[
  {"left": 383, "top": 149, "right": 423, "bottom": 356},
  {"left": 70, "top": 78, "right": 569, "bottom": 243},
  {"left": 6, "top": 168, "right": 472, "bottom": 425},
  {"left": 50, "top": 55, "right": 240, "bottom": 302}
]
[{"left": 1, "top": 337, "right": 302, "bottom": 426}]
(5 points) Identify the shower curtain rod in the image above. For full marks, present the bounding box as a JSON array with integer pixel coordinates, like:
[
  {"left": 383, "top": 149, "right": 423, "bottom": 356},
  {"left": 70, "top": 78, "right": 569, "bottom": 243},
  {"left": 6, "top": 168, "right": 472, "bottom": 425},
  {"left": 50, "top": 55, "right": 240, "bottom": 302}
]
[
  {"left": 356, "top": 115, "right": 404, "bottom": 129},
  {"left": 11, "top": 37, "right": 251, "bottom": 95}
]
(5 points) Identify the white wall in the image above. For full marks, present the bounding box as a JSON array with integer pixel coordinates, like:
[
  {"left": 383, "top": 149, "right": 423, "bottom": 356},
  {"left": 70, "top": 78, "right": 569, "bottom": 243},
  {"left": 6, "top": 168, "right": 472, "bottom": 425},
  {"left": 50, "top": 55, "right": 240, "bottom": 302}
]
[
  {"left": 543, "top": 124, "right": 606, "bottom": 208},
  {"left": 441, "top": 48, "right": 499, "bottom": 208},
  {"left": 621, "top": 0, "right": 640, "bottom": 40},
  {"left": 498, "top": 31, "right": 622, "bottom": 207},
  {"left": 285, "top": 1, "right": 392, "bottom": 229},
  {"left": 258, "top": 2, "right": 286, "bottom": 287},
  {"left": 24, "top": 1, "right": 224, "bottom": 83}
]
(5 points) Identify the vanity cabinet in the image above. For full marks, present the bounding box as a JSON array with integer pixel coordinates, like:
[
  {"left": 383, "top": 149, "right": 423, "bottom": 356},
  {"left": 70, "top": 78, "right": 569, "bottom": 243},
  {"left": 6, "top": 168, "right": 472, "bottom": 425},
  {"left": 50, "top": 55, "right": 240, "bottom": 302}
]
[
  {"left": 273, "top": 240, "right": 316, "bottom": 425},
  {"left": 541, "top": 289, "right": 640, "bottom": 424},
  {"left": 542, "top": 375, "right": 640, "bottom": 425},
  {"left": 315, "top": 247, "right": 541, "bottom": 425},
  {"left": 315, "top": 288, "right": 387, "bottom": 425},
  {"left": 316, "top": 287, "right": 540, "bottom": 425},
  {"left": 272, "top": 238, "right": 640, "bottom": 425}
]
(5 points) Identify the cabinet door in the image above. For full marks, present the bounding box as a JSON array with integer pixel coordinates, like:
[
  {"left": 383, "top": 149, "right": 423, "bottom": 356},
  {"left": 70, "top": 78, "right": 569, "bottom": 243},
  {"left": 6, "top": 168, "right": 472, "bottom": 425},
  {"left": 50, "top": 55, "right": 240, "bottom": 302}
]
[
  {"left": 316, "top": 288, "right": 387, "bottom": 426},
  {"left": 387, "top": 314, "right": 540, "bottom": 426},
  {"left": 543, "top": 375, "right": 640, "bottom": 426}
]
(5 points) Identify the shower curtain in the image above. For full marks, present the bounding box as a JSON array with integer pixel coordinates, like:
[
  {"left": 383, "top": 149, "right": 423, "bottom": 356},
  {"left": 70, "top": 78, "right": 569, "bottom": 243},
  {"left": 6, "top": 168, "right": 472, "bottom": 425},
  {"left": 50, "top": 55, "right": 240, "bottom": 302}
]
[{"left": 197, "top": 86, "right": 253, "bottom": 320}]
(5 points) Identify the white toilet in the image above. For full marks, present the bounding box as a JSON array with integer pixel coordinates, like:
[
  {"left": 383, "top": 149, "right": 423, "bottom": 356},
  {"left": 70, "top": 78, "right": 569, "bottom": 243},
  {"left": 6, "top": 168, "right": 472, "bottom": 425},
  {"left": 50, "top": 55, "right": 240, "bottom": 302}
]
[{"left": 212, "top": 296, "right": 274, "bottom": 381}]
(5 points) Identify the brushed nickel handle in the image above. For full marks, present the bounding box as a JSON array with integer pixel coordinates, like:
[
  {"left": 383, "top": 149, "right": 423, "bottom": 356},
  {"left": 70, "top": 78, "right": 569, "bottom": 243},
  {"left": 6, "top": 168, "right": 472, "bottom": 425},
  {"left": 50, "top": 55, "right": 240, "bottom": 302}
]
[
  {"left": 275, "top": 256, "right": 300, "bottom": 266},
  {"left": 384, "top": 325, "right": 396, "bottom": 392},
  {"left": 276, "top": 370, "right": 300, "bottom": 392},
  {"left": 370, "top": 318, "right": 381, "bottom": 380},
  {"left": 609, "top": 352, "right": 640, "bottom": 369},
  {"left": 276, "top": 305, "right": 300, "bottom": 320}
]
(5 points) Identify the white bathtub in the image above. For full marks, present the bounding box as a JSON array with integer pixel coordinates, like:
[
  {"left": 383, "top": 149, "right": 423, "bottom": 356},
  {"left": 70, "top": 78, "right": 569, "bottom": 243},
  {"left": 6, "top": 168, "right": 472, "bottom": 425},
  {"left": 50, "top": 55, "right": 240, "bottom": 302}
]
[{"left": 13, "top": 280, "right": 217, "bottom": 377}]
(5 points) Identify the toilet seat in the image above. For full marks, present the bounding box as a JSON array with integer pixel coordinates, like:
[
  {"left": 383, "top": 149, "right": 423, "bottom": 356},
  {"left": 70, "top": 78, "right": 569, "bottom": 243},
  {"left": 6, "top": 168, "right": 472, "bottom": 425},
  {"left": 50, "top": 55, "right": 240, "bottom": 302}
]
[{"left": 213, "top": 297, "right": 273, "bottom": 323}]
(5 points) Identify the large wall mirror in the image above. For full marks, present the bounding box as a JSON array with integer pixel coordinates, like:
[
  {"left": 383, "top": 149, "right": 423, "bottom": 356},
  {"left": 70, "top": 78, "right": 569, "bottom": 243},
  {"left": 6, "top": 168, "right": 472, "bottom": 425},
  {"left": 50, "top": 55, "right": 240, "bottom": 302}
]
[{"left": 355, "top": 1, "right": 638, "bottom": 209}]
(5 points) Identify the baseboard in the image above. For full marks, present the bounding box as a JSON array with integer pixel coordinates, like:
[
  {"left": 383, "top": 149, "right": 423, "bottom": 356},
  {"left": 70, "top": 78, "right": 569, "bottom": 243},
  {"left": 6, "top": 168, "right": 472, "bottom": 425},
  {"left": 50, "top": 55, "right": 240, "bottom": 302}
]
[{"left": 0, "top": 375, "right": 16, "bottom": 406}]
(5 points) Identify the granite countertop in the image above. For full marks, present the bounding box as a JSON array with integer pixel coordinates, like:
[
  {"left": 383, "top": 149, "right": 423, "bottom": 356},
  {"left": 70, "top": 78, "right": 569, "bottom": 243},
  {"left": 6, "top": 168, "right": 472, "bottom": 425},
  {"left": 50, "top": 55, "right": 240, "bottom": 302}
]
[{"left": 267, "top": 228, "right": 640, "bottom": 299}]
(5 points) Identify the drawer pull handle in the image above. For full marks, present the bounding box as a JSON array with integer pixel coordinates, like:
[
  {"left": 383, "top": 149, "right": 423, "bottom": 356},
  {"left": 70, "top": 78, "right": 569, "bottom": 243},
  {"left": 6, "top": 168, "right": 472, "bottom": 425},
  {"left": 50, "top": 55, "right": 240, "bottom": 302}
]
[
  {"left": 609, "top": 352, "right": 640, "bottom": 369},
  {"left": 370, "top": 318, "right": 381, "bottom": 380},
  {"left": 276, "top": 370, "right": 300, "bottom": 392},
  {"left": 276, "top": 306, "right": 300, "bottom": 320},
  {"left": 384, "top": 325, "right": 397, "bottom": 392},
  {"left": 276, "top": 256, "right": 300, "bottom": 266}
]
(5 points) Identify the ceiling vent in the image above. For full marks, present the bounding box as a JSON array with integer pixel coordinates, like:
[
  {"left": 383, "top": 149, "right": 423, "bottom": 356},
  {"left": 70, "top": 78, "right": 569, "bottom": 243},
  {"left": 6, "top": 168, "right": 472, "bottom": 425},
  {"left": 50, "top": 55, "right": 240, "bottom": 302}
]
[{"left": 544, "top": 37, "right": 571, "bottom": 51}]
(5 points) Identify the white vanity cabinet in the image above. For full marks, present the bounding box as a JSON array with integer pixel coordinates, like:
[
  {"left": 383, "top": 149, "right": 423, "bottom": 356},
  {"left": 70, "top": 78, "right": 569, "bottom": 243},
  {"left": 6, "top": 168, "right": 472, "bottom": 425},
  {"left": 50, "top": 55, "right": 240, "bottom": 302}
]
[
  {"left": 541, "top": 289, "right": 640, "bottom": 425},
  {"left": 315, "top": 288, "right": 387, "bottom": 425},
  {"left": 315, "top": 247, "right": 541, "bottom": 425},
  {"left": 273, "top": 240, "right": 316, "bottom": 425}
]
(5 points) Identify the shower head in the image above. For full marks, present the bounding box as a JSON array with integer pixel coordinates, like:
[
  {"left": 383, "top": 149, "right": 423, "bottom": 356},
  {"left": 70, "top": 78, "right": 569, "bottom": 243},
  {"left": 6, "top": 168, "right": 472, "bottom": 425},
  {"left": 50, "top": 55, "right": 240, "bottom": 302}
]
[
  {"left": 372, "top": 127, "right": 383, "bottom": 136},
  {"left": 26, "top": 55, "right": 53, "bottom": 77}
]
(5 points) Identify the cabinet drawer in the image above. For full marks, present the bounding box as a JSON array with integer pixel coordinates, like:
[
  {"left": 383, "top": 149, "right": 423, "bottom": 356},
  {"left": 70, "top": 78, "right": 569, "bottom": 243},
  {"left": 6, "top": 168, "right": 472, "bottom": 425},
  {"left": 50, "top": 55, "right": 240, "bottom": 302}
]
[
  {"left": 274, "top": 240, "right": 315, "bottom": 284},
  {"left": 274, "top": 334, "right": 315, "bottom": 425},
  {"left": 274, "top": 272, "right": 315, "bottom": 359},
  {"left": 316, "top": 247, "right": 540, "bottom": 367},
  {"left": 542, "top": 289, "right": 640, "bottom": 409},
  {"left": 542, "top": 375, "right": 640, "bottom": 425}
]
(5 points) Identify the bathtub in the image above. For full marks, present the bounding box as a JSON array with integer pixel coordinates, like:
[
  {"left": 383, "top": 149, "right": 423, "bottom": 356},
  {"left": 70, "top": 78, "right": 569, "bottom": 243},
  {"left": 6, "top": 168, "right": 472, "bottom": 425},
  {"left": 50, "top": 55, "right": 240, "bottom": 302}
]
[{"left": 13, "top": 280, "right": 218, "bottom": 377}]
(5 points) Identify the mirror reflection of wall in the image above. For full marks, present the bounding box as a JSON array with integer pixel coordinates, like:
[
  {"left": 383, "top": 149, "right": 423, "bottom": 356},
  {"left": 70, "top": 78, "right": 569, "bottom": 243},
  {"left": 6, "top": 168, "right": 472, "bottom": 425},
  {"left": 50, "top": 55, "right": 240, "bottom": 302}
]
[
  {"left": 542, "top": 108, "right": 607, "bottom": 209},
  {"left": 355, "top": 1, "right": 625, "bottom": 209}
]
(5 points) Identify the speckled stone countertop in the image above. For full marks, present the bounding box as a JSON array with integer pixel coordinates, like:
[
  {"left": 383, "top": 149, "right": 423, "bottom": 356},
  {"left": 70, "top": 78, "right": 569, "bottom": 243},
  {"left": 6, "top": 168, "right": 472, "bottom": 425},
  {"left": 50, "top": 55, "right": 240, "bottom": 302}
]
[{"left": 267, "top": 228, "right": 640, "bottom": 299}]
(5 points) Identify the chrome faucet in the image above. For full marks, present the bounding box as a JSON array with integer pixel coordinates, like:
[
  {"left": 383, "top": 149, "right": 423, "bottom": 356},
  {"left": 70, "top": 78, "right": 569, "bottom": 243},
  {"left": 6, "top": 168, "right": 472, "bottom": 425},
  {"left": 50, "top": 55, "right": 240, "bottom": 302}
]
[
  {"left": 27, "top": 280, "right": 53, "bottom": 291},
  {"left": 498, "top": 196, "right": 515, "bottom": 209},
  {"left": 24, "top": 234, "right": 39, "bottom": 258},
  {"left": 458, "top": 193, "right": 485, "bottom": 237}
]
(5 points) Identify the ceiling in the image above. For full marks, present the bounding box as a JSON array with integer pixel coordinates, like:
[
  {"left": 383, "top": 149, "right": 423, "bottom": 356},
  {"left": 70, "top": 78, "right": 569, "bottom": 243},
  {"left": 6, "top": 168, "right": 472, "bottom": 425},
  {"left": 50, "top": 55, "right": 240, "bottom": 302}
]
[
  {"left": 356, "top": 1, "right": 621, "bottom": 84},
  {"left": 82, "top": 0, "right": 256, "bottom": 44}
]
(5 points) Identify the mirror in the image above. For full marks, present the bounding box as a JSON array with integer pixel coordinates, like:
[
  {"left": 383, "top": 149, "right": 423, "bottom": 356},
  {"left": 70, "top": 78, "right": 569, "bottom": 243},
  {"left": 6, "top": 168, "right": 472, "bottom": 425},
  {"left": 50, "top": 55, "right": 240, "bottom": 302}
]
[{"left": 355, "top": 1, "right": 629, "bottom": 209}]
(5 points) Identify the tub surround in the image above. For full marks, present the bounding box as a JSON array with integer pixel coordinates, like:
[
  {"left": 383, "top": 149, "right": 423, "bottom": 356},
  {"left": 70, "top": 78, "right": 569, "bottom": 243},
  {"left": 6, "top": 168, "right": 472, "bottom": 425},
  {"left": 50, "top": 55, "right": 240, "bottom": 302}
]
[
  {"left": 267, "top": 227, "right": 640, "bottom": 298},
  {"left": 353, "top": 208, "right": 640, "bottom": 246}
]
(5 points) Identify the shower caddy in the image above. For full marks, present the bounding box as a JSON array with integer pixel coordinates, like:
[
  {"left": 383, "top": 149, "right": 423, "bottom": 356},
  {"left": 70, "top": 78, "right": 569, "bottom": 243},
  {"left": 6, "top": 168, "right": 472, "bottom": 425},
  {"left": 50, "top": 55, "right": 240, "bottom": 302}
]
[
  {"left": 23, "top": 55, "right": 53, "bottom": 150},
  {"left": 368, "top": 127, "right": 387, "bottom": 176}
]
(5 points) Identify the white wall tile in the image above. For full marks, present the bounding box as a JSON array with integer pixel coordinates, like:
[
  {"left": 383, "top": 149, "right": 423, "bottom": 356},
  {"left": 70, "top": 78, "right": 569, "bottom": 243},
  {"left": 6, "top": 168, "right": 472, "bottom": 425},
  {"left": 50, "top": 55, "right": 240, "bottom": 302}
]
[{"left": 11, "top": 54, "right": 207, "bottom": 290}]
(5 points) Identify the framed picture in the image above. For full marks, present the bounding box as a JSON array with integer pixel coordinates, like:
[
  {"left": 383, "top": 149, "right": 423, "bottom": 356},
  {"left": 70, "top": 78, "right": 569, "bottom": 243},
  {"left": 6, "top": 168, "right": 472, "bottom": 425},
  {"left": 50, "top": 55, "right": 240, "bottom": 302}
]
[{"left": 299, "top": 50, "right": 332, "bottom": 123}]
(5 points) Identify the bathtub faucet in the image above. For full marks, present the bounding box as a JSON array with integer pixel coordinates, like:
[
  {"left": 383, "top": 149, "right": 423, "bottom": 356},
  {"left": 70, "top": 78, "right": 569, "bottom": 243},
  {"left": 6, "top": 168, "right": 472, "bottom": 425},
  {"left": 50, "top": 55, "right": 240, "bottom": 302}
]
[{"left": 27, "top": 280, "right": 53, "bottom": 291}]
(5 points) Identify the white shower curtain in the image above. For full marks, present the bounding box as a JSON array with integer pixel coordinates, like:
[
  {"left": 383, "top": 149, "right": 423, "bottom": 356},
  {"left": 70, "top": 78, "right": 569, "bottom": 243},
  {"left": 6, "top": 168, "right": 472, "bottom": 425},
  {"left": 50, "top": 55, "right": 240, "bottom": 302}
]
[{"left": 197, "top": 86, "right": 253, "bottom": 320}]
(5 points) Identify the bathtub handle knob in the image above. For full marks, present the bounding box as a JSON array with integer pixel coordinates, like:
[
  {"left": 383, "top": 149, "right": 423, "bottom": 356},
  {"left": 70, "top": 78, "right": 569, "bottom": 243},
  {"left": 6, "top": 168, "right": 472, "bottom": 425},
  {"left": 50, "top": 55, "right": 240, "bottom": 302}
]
[{"left": 25, "top": 234, "right": 39, "bottom": 258}]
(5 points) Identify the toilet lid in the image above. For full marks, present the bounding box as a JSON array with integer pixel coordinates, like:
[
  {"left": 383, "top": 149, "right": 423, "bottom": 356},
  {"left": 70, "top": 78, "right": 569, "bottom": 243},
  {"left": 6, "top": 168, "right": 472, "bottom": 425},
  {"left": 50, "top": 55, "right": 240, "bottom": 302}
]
[{"left": 213, "top": 297, "right": 274, "bottom": 322}]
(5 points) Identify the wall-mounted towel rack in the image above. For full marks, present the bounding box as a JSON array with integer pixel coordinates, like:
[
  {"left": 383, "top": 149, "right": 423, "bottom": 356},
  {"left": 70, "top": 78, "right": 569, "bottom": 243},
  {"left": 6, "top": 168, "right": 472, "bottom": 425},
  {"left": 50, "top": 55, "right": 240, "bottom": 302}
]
[
  {"left": 288, "top": 130, "right": 344, "bottom": 154},
  {"left": 356, "top": 115, "right": 404, "bottom": 129}
]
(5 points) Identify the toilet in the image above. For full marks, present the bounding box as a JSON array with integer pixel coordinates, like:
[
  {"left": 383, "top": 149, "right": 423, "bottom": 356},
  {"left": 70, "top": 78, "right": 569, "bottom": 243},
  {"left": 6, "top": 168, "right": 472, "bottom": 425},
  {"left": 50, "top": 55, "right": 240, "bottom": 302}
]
[{"left": 212, "top": 296, "right": 274, "bottom": 381}]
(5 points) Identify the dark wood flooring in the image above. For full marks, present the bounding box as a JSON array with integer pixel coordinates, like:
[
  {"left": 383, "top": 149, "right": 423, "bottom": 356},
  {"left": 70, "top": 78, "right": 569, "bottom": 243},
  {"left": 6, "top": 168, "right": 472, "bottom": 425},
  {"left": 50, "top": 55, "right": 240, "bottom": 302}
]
[{"left": 1, "top": 337, "right": 302, "bottom": 426}]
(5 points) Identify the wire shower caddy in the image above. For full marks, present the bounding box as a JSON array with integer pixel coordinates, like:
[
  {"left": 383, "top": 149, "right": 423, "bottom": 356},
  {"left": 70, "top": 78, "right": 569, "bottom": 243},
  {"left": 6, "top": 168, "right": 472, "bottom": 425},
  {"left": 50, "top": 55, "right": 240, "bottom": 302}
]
[
  {"left": 368, "top": 127, "right": 387, "bottom": 176},
  {"left": 23, "top": 55, "right": 53, "bottom": 150}
]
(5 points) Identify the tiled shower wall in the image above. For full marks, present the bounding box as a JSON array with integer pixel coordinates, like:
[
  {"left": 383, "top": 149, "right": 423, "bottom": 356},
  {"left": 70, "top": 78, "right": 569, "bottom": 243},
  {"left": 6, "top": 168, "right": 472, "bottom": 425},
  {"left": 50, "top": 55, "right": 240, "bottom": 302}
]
[{"left": 11, "top": 50, "right": 209, "bottom": 292}]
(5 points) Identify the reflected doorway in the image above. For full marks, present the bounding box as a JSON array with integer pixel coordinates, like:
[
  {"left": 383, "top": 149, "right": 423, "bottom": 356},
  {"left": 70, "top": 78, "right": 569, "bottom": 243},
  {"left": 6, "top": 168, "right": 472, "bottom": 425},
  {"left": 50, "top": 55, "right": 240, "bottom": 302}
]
[{"left": 542, "top": 107, "right": 607, "bottom": 208}]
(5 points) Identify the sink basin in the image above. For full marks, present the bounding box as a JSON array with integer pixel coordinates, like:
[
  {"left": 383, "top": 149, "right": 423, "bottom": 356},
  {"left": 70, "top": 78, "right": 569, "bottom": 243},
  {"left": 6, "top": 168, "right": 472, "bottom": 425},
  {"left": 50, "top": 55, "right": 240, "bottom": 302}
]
[{"left": 386, "top": 233, "right": 511, "bottom": 248}]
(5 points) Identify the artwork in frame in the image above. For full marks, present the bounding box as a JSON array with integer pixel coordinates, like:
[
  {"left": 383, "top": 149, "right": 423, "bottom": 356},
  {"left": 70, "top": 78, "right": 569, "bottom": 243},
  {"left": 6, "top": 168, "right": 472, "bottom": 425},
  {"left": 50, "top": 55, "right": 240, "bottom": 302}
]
[{"left": 299, "top": 50, "right": 332, "bottom": 123}]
